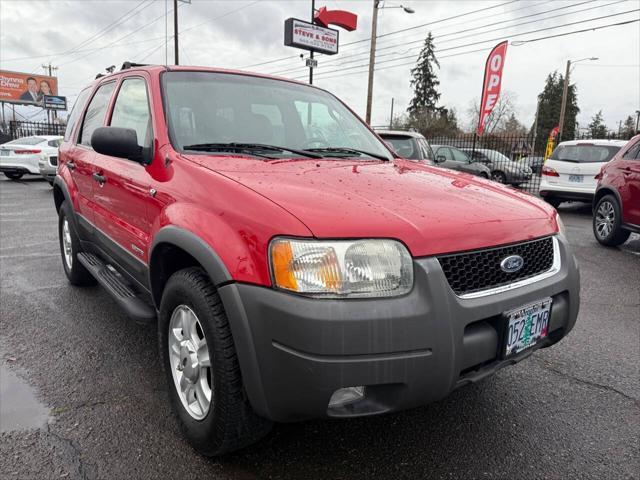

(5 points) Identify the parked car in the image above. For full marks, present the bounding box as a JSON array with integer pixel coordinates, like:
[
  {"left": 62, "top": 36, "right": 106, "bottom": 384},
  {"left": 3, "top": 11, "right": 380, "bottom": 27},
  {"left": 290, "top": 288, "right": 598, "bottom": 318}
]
[
  {"left": 39, "top": 137, "right": 63, "bottom": 185},
  {"left": 539, "top": 139, "right": 627, "bottom": 208},
  {"left": 521, "top": 155, "right": 545, "bottom": 175},
  {"left": 377, "top": 130, "right": 434, "bottom": 164},
  {"left": 431, "top": 144, "right": 491, "bottom": 178},
  {"left": 54, "top": 64, "right": 579, "bottom": 456},
  {"left": 462, "top": 148, "right": 532, "bottom": 185},
  {"left": 0, "top": 135, "right": 62, "bottom": 181},
  {"left": 592, "top": 134, "right": 640, "bottom": 246}
]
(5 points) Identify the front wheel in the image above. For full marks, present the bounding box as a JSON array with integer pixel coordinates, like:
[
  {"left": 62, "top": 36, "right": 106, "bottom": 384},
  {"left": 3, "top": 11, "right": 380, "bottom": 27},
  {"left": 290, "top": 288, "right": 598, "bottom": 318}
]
[
  {"left": 593, "top": 195, "right": 630, "bottom": 246},
  {"left": 4, "top": 172, "right": 24, "bottom": 180},
  {"left": 491, "top": 171, "right": 507, "bottom": 183},
  {"left": 159, "top": 267, "right": 271, "bottom": 456}
]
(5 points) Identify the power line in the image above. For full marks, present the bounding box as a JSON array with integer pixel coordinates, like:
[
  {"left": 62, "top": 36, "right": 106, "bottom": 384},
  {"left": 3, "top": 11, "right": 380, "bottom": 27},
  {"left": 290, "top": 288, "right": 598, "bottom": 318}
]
[
  {"left": 236, "top": 0, "right": 518, "bottom": 70},
  {"left": 268, "top": 0, "right": 614, "bottom": 76},
  {"left": 294, "top": 16, "right": 640, "bottom": 82}
]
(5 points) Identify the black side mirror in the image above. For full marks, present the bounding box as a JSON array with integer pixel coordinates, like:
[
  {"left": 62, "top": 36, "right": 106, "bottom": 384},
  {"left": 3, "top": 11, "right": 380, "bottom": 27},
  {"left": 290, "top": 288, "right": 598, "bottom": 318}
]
[
  {"left": 91, "top": 127, "right": 146, "bottom": 163},
  {"left": 435, "top": 155, "right": 446, "bottom": 164}
]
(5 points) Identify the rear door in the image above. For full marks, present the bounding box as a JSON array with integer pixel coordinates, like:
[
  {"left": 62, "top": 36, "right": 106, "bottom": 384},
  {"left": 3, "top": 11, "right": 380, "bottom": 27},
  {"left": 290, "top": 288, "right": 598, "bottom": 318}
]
[
  {"left": 547, "top": 143, "right": 621, "bottom": 191},
  {"left": 91, "top": 75, "right": 154, "bottom": 287},
  {"left": 616, "top": 139, "right": 640, "bottom": 225},
  {"left": 71, "top": 83, "right": 117, "bottom": 226}
]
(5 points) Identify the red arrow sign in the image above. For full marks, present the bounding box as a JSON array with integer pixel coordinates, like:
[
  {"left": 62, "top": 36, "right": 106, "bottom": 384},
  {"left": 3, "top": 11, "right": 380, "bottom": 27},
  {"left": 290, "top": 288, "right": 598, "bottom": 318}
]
[{"left": 314, "top": 6, "right": 358, "bottom": 31}]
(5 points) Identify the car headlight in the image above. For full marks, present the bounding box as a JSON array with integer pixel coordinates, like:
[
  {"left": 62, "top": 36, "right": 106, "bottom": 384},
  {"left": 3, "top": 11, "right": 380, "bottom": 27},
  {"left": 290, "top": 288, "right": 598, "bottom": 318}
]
[{"left": 270, "top": 238, "right": 413, "bottom": 298}]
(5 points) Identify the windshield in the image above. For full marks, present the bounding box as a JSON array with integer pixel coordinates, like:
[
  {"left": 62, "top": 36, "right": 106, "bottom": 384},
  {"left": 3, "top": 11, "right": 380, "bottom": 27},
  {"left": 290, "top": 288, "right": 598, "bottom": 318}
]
[
  {"left": 550, "top": 144, "right": 621, "bottom": 163},
  {"left": 382, "top": 136, "right": 421, "bottom": 160},
  {"left": 162, "top": 71, "right": 392, "bottom": 160}
]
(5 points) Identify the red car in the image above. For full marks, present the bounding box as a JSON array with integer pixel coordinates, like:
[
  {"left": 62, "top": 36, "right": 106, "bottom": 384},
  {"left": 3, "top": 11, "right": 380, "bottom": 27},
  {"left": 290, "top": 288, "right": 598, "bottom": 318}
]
[
  {"left": 54, "top": 64, "right": 579, "bottom": 456},
  {"left": 593, "top": 133, "right": 640, "bottom": 246}
]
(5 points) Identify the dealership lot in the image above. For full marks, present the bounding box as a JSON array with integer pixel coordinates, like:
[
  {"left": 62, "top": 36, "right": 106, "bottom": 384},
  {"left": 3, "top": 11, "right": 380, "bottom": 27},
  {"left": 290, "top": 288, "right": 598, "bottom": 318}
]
[{"left": 0, "top": 177, "right": 638, "bottom": 479}]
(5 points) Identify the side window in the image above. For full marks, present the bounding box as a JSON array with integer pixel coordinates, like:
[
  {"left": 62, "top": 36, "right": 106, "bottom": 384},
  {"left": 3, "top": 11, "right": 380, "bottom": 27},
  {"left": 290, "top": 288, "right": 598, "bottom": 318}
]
[
  {"left": 110, "top": 78, "right": 152, "bottom": 148},
  {"left": 451, "top": 148, "right": 469, "bottom": 162},
  {"left": 79, "top": 82, "right": 116, "bottom": 146},
  {"left": 438, "top": 148, "right": 453, "bottom": 161},
  {"left": 622, "top": 140, "right": 640, "bottom": 161},
  {"left": 48, "top": 139, "right": 62, "bottom": 148},
  {"left": 64, "top": 88, "right": 91, "bottom": 142}
]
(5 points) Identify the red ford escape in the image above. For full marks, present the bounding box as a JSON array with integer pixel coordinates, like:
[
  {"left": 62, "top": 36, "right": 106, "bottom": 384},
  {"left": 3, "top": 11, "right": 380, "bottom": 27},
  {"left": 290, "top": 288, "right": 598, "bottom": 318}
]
[{"left": 54, "top": 64, "right": 580, "bottom": 456}]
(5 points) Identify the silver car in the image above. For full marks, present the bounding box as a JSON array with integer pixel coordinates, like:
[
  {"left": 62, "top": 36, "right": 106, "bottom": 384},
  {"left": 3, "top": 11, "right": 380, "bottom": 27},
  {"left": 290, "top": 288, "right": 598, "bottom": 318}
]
[{"left": 462, "top": 148, "right": 532, "bottom": 185}]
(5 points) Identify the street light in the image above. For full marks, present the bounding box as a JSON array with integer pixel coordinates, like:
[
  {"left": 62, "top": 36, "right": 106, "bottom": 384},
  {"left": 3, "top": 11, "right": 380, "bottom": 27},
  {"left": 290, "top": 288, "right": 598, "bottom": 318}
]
[
  {"left": 558, "top": 56, "right": 598, "bottom": 140},
  {"left": 365, "top": 1, "right": 415, "bottom": 124}
]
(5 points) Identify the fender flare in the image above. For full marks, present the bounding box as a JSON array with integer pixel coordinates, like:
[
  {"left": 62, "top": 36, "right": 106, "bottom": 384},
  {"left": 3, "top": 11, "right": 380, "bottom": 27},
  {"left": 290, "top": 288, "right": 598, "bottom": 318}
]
[
  {"left": 149, "top": 226, "right": 233, "bottom": 303},
  {"left": 53, "top": 175, "right": 72, "bottom": 212},
  {"left": 593, "top": 186, "right": 623, "bottom": 214}
]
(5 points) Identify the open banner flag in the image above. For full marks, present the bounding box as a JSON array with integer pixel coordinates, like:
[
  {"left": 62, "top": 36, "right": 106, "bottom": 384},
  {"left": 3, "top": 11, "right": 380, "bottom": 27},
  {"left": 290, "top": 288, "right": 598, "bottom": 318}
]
[{"left": 477, "top": 41, "right": 508, "bottom": 135}]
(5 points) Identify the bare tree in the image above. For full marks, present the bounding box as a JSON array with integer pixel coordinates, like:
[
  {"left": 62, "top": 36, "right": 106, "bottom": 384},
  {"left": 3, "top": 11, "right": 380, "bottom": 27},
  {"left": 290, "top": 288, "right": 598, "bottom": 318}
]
[{"left": 466, "top": 90, "right": 517, "bottom": 134}]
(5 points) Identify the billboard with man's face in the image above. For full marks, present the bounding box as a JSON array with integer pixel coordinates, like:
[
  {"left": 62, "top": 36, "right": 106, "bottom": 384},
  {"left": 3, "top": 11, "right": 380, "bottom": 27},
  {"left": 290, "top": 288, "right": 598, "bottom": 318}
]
[{"left": 0, "top": 70, "right": 59, "bottom": 106}]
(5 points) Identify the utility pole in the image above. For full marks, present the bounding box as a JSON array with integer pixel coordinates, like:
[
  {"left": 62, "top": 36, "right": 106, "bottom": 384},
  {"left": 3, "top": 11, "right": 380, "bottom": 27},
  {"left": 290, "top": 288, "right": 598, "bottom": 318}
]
[
  {"left": 635, "top": 110, "right": 640, "bottom": 133},
  {"left": 309, "top": 0, "right": 315, "bottom": 85},
  {"left": 365, "top": 0, "right": 380, "bottom": 125},
  {"left": 557, "top": 60, "right": 571, "bottom": 142},
  {"left": 174, "top": 0, "right": 179, "bottom": 65},
  {"left": 389, "top": 97, "right": 394, "bottom": 129},
  {"left": 42, "top": 63, "right": 59, "bottom": 122}
]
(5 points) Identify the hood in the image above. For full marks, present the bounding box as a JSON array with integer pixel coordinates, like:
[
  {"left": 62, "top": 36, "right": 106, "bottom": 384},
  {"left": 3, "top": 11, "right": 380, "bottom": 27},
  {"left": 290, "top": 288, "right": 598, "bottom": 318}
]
[{"left": 187, "top": 155, "right": 557, "bottom": 257}]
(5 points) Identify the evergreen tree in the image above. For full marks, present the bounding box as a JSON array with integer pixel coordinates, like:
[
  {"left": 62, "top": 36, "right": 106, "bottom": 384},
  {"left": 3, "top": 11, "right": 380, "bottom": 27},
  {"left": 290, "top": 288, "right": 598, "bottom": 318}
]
[
  {"left": 407, "top": 32, "right": 442, "bottom": 117},
  {"left": 532, "top": 71, "right": 579, "bottom": 151},
  {"left": 502, "top": 113, "right": 526, "bottom": 134},
  {"left": 588, "top": 110, "right": 608, "bottom": 138},
  {"left": 621, "top": 115, "right": 637, "bottom": 139}
]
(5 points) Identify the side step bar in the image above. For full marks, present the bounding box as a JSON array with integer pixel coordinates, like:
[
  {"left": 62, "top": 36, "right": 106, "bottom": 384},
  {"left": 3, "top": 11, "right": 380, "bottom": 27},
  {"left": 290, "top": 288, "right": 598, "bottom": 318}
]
[{"left": 78, "top": 252, "right": 156, "bottom": 323}]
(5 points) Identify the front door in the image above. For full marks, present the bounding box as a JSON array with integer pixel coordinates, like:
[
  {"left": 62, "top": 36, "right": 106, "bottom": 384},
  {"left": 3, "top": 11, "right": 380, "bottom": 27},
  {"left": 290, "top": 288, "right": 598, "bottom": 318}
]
[{"left": 91, "top": 76, "right": 154, "bottom": 289}]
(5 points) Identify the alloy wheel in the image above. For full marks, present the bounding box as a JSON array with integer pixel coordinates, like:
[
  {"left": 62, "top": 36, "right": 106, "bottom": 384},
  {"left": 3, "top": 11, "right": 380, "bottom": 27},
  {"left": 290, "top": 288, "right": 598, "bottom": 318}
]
[
  {"left": 168, "top": 305, "right": 212, "bottom": 420},
  {"left": 595, "top": 201, "right": 615, "bottom": 239},
  {"left": 62, "top": 218, "right": 73, "bottom": 270}
]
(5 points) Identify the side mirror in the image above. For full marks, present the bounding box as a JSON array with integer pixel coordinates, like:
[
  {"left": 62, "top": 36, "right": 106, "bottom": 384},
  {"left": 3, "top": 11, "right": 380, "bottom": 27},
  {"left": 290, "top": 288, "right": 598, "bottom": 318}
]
[
  {"left": 91, "top": 127, "right": 146, "bottom": 163},
  {"left": 435, "top": 155, "right": 446, "bottom": 164}
]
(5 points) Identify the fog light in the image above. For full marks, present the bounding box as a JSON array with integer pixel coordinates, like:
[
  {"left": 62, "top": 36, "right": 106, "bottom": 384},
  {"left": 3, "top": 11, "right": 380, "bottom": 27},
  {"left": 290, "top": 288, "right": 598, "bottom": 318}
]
[{"left": 328, "top": 386, "right": 365, "bottom": 408}]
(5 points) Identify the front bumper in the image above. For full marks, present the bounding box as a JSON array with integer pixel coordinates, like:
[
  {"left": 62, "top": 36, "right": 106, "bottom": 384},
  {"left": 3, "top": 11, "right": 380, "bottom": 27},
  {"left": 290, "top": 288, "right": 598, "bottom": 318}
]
[
  {"left": 0, "top": 155, "right": 42, "bottom": 175},
  {"left": 220, "top": 235, "right": 579, "bottom": 422}
]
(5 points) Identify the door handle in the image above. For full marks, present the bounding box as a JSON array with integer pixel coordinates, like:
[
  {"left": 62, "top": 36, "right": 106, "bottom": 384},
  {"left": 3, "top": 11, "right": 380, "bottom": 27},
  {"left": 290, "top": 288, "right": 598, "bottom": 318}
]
[
  {"left": 92, "top": 172, "right": 106, "bottom": 185},
  {"left": 67, "top": 161, "right": 76, "bottom": 171}
]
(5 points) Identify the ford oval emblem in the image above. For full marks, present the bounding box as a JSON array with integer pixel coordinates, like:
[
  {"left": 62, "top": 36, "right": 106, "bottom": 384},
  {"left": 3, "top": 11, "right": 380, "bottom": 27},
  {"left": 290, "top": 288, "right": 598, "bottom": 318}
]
[{"left": 500, "top": 255, "right": 524, "bottom": 273}]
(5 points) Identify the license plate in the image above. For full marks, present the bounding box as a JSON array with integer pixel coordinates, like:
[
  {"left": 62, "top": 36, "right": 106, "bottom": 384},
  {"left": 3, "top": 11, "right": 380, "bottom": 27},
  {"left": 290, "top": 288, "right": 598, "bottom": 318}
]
[
  {"left": 504, "top": 298, "right": 552, "bottom": 357},
  {"left": 568, "top": 174, "right": 582, "bottom": 183},
  {"left": 0, "top": 150, "right": 8, "bottom": 156}
]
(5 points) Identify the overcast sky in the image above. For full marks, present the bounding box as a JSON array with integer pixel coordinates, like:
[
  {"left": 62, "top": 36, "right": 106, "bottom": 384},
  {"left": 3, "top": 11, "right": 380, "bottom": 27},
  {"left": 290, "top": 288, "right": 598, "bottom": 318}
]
[{"left": 1, "top": 0, "right": 639, "bottom": 131}]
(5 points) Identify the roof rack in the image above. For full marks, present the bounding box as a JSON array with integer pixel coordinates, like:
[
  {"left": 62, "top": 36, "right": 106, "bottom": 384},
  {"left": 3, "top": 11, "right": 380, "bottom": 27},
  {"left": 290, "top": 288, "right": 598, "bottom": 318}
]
[{"left": 121, "top": 61, "right": 149, "bottom": 71}]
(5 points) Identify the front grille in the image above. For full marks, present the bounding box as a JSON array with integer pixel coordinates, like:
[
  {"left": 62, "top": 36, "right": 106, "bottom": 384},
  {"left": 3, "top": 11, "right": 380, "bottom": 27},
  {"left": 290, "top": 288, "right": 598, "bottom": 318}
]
[
  {"left": 49, "top": 156, "right": 58, "bottom": 166},
  {"left": 438, "top": 237, "right": 555, "bottom": 296}
]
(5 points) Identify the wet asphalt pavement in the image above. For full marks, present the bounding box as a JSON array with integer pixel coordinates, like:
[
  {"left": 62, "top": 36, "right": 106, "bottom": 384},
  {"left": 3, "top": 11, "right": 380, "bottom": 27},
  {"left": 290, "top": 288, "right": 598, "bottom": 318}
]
[{"left": 0, "top": 177, "right": 638, "bottom": 480}]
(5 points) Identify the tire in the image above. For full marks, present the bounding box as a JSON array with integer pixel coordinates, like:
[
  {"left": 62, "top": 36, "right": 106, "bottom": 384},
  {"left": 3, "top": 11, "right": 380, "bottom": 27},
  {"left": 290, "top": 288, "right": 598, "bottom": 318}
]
[
  {"left": 593, "top": 195, "right": 630, "bottom": 246},
  {"left": 159, "top": 267, "right": 272, "bottom": 456},
  {"left": 491, "top": 171, "right": 507, "bottom": 183},
  {"left": 4, "top": 172, "right": 24, "bottom": 180},
  {"left": 58, "top": 201, "right": 96, "bottom": 286},
  {"left": 544, "top": 197, "right": 562, "bottom": 209}
]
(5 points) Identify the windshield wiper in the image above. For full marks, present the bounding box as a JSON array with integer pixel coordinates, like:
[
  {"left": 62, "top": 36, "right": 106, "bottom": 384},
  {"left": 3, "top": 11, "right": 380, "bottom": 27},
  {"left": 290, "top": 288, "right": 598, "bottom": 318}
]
[
  {"left": 183, "top": 142, "right": 323, "bottom": 159},
  {"left": 305, "top": 147, "right": 389, "bottom": 161}
]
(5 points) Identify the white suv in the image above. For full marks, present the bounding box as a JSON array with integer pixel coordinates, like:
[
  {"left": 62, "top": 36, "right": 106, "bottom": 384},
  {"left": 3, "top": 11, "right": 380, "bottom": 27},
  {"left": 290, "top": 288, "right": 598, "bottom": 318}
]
[{"left": 539, "top": 139, "right": 627, "bottom": 208}]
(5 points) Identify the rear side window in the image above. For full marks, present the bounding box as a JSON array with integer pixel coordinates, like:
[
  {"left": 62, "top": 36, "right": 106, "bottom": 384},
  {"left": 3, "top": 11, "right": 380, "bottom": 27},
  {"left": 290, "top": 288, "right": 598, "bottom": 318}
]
[
  {"left": 64, "top": 88, "right": 91, "bottom": 142},
  {"left": 110, "top": 78, "right": 152, "bottom": 148},
  {"left": 451, "top": 148, "right": 469, "bottom": 162},
  {"left": 622, "top": 140, "right": 640, "bottom": 160},
  {"left": 551, "top": 145, "right": 621, "bottom": 163},
  {"left": 48, "top": 139, "right": 62, "bottom": 148},
  {"left": 79, "top": 82, "right": 116, "bottom": 147}
]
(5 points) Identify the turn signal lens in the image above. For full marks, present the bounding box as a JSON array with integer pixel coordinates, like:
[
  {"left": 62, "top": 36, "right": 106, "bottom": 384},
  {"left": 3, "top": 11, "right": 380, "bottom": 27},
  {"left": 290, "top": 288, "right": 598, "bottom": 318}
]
[
  {"left": 541, "top": 166, "right": 559, "bottom": 177},
  {"left": 269, "top": 238, "right": 413, "bottom": 298}
]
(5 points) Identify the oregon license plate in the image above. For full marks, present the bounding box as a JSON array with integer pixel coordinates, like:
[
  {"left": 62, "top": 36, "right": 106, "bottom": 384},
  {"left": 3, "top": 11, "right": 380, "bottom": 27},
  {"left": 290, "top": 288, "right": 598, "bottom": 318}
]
[
  {"left": 504, "top": 298, "right": 552, "bottom": 357},
  {"left": 568, "top": 174, "right": 582, "bottom": 183}
]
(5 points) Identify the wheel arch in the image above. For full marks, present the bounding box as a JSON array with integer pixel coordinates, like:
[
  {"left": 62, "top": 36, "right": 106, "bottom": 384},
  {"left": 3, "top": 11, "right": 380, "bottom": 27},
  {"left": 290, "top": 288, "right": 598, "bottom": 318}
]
[
  {"left": 52, "top": 175, "right": 71, "bottom": 213},
  {"left": 593, "top": 186, "right": 622, "bottom": 213},
  {"left": 149, "top": 226, "right": 233, "bottom": 308}
]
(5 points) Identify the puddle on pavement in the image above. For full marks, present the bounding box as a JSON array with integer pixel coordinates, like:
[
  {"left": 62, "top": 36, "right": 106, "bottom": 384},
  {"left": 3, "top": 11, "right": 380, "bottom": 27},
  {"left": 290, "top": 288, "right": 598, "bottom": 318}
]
[{"left": 0, "top": 364, "right": 50, "bottom": 433}]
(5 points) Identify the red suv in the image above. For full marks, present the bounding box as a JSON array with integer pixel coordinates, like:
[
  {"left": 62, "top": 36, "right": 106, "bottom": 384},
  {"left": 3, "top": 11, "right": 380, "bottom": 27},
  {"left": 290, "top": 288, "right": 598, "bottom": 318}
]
[
  {"left": 593, "top": 133, "right": 640, "bottom": 246},
  {"left": 54, "top": 64, "right": 580, "bottom": 456}
]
